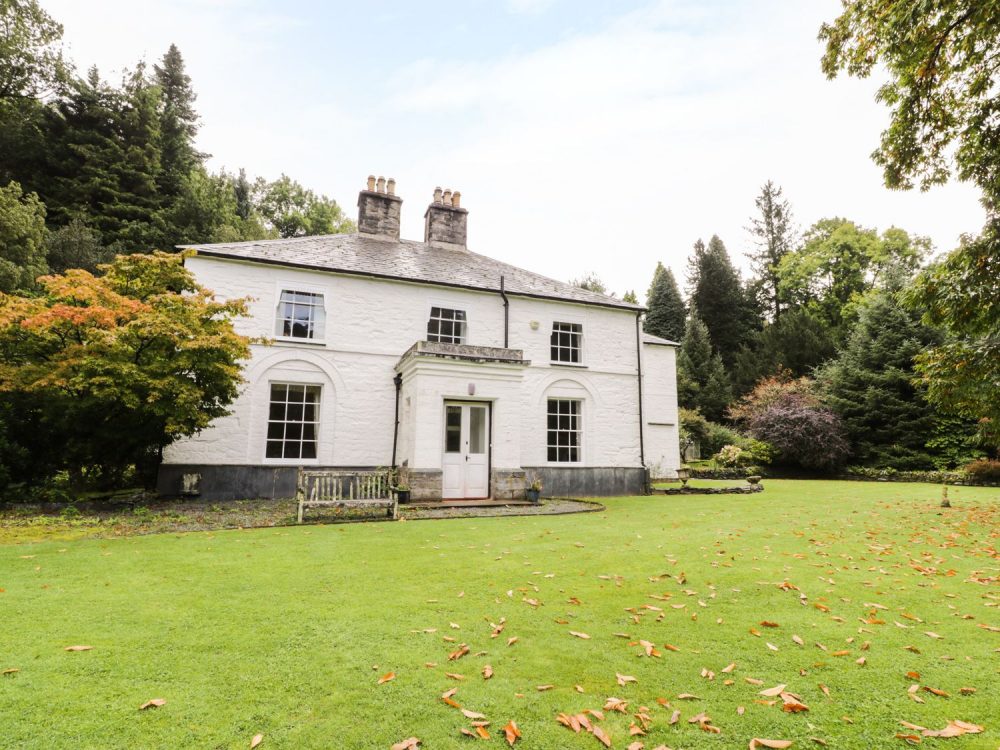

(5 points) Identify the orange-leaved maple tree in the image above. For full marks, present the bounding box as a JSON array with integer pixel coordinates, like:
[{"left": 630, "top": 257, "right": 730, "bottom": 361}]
[{"left": 0, "top": 251, "right": 251, "bottom": 488}]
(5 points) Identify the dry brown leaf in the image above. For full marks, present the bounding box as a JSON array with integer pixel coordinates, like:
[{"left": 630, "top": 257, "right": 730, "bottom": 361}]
[
  {"left": 627, "top": 742, "right": 644, "bottom": 750},
  {"left": 792, "top": 635, "right": 804, "bottom": 646},
  {"left": 507, "top": 636, "right": 519, "bottom": 646},
  {"left": 669, "top": 709, "right": 681, "bottom": 725},
  {"left": 749, "top": 740, "right": 793, "bottom": 749},
  {"left": 536, "top": 684, "right": 554, "bottom": 691},
  {"left": 445, "top": 672, "right": 465, "bottom": 680},
  {"left": 570, "top": 631, "right": 591, "bottom": 639},
  {"left": 617, "top": 673, "right": 638, "bottom": 686},
  {"left": 475, "top": 726, "right": 490, "bottom": 740},
  {"left": 959, "top": 687, "right": 976, "bottom": 695},
  {"left": 592, "top": 725, "right": 612, "bottom": 747},
  {"left": 64, "top": 645, "right": 92, "bottom": 652},
  {"left": 462, "top": 708, "right": 486, "bottom": 719},
  {"left": 449, "top": 644, "right": 470, "bottom": 661},
  {"left": 760, "top": 684, "right": 787, "bottom": 698},
  {"left": 139, "top": 698, "right": 166, "bottom": 710},
  {"left": 924, "top": 632, "right": 943, "bottom": 639},
  {"left": 761, "top": 621, "right": 780, "bottom": 628},
  {"left": 922, "top": 686, "right": 950, "bottom": 697},
  {"left": 442, "top": 687, "right": 458, "bottom": 699},
  {"left": 250, "top": 734, "right": 264, "bottom": 749},
  {"left": 895, "top": 733, "right": 922, "bottom": 745},
  {"left": 378, "top": 671, "right": 396, "bottom": 685},
  {"left": 721, "top": 662, "right": 736, "bottom": 673},
  {"left": 2, "top": 668, "right": 19, "bottom": 675},
  {"left": 502, "top": 720, "right": 521, "bottom": 746},
  {"left": 676, "top": 693, "right": 700, "bottom": 700},
  {"left": 482, "top": 665, "right": 493, "bottom": 680}
]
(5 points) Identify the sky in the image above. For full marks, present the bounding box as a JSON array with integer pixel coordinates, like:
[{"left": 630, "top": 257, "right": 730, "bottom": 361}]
[{"left": 42, "top": 0, "right": 986, "bottom": 298}]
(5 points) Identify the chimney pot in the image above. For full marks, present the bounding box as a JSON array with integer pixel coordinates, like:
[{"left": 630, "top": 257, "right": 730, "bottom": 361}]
[
  {"left": 452, "top": 191, "right": 461, "bottom": 208},
  {"left": 386, "top": 178, "right": 396, "bottom": 196},
  {"left": 433, "top": 186, "right": 443, "bottom": 204},
  {"left": 442, "top": 189, "right": 453, "bottom": 207},
  {"left": 367, "top": 175, "right": 376, "bottom": 191},
  {"left": 376, "top": 176, "right": 386, "bottom": 194}
]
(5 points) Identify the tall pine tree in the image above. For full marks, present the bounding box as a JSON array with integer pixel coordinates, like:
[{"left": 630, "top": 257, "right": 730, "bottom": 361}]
[
  {"left": 644, "top": 262, "right": 685, "bottom": 341},
  {"left": 677, "top": 307, "right": 732, "bottom": 421},
  {"left": 819, "top": 289, "right": 943, "bottom": 469},
  {"left": 747, "top": 180, "right": 795, "bottom": 321},
  {"left": 687, "top": 235, "right": 756, "bottom": 368},
  {"left": 153, "top": 44, "right": 200, "bottom": 203}
]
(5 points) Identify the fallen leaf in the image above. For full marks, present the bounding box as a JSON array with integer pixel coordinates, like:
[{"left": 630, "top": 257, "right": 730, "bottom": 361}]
[
  {"left": 721, "top": 662, "right": 736, "bottom": 673},
  {"left": 760, "top": 684, "right": 787, "bottom": 698},
  {"left": 570, "top": 631, "right": 591, "bottom": 639},
  {"left": 139, "top": 698, "right": 166, "bottom": 710},
  {"left": 749, "top": 740, "right": 793, "bottom": 749},
  {"left": 462, "top": 708, "right": 486, "bottom": 719},
  {"left": 64, "top": 646, "right": 92, "bottom": 652},
  {"left": 482, "top": 665, "right": 493, "bottom": 680},
  {"left": 502, "top": 720, "right": 521, "bottom": 746},
  {"left": 2, "top": 668, "right": 19, "bottom": 676},
  {"left": 536, "top": 684, "right": 554, "bottom": 691},
  {"left": 592, "top": 725, "right": 612, "bottom": 748},
  {"left": 507, "top": 637, "right": 519, "bottom": 646},
  {"left": 378, "top": 671, "right": 396, "bottom": 684},
  {"left": 617, "top": 673, "right": 638, "bottom": 686},
  {"left": 250, "top": 734, "right": 264, "bottom": 749},
  {"left": 391, "top": 736, "right": 420, "bottom": 749},
  {"left": 445, "top": 672, "right": 465, "bottom": 680},
  {"left": 442, "top": 687, "right": 458, "bottom": 699}
]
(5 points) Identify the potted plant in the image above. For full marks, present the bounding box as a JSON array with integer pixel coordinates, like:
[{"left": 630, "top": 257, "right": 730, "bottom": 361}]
[
  {"left": 526, "top": 476, "right": 542, "bottom": 503},
  {"left": 394, "top": 483, "right": 411, "bottom": 504}
]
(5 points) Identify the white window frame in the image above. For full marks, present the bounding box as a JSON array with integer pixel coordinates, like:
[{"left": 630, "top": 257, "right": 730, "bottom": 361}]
[
  {"left": 427, "top": 305, "right": 468, "bottom": 344},
  {"left": 273, "top": 282, "right": 327, "bottom": 344},
  {"left": 550, "top": 321, "right": 583, "bottom": 364},
  {"left": 264, "top": 381, "right": 322, "bottom": 463},
  {"left": 546, "top": 398, "right": 582, "bottom": 464}
]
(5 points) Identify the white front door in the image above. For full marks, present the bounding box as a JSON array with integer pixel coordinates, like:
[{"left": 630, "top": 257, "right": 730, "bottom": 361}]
[{"left": 441, "top": 402, "right": 490, "bottom": 499}]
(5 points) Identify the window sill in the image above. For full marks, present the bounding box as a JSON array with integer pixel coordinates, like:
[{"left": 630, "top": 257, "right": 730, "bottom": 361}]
[
  {"left": 263, "top": 458, "right": 322, "bottom": 466},
  {"left": 273, "top": 336, "right": 327, "bottom": 347},
  {"left": 549, "top": 362, "right": 588, "bottom": 369}
]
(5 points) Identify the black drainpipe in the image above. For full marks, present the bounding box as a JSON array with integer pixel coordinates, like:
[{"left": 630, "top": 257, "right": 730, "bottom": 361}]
[
  {"left": 499, "top": 275, "right": 509, "bottom": 348},
  {"left": 391, "top": 372, "right": 403, "bottom": 469},
  {"left": 635, "top": 312, "right": 646, "bottom": 472}
]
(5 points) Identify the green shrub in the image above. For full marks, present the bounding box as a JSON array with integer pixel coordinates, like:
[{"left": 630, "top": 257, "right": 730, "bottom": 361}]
[
  {"left": 714, "top": 444, "right": 751, "bottom": 467},
  {"left": 963, "top": 458, "right": 1000, "bottom": 480},
  {"left": 703, "top": 421, "right": 745, "bottom": 455}
]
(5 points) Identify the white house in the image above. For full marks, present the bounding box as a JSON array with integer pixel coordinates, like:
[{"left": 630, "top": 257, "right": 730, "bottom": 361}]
[{"left": 158, "top": 177, "right": 680, "bottom": 501}]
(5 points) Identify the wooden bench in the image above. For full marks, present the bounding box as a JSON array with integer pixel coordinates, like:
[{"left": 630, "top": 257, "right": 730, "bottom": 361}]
[{"left": 296, "top": 469, "right": 398, "bottom": 523}]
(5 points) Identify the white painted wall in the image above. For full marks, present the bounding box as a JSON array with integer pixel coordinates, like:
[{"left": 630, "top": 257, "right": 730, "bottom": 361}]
[
  {"left": 164, "top": 253, "right": 679, "bottom": 482},
  {"left": 642, "top": 343, "right": 681, "bottom": 478}
]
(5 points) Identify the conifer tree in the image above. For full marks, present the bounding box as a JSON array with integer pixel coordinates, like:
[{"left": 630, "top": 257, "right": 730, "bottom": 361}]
[
  {"left": 676, "top": 308, "right": 732, "bottom": 421},
  {"left": 643, "top": 262, "right": 685, "bottom": 341},
  {"left": 153, "top": 44, "right": 200, "bottom": 201},
  {"left": 747, "top": 180, "right": 795, "bottom": 321},
  {"left": 687, "top": 235, "right": 756, "bottom": 368},
  {"left": 819, "top": 289, "right": 943, "bottom": 468}
]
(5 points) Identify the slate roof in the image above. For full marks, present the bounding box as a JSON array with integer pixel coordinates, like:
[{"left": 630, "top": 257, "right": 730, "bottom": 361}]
[
  {"left": 182, "top": 233, "right": 643, "bottom": 312},
  {"left": 641, "top": 332, "right": 680, "bottom": 347}
]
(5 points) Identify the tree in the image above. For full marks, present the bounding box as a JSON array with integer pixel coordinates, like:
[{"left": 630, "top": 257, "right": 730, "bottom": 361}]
[
  {"left": 0, "top": 0, "right": 68, "bottom": 101},
  {"left": 253, "top": 175, "right": 354, "bottom": 238},
  {"left": 153, "top": 44, "right": 200, "bottom": 201},
  {"left": 730, "top": 375, "right": 849, "bottom": 471},
  {"left": 904, "top": 231, "right": 1000, "bottom": 449},
  {"left": 45, "top": 218, "right": 113, "bottom": 273},
  {"left": 571, "top": 272, "right": 609, "bottom": 295},
  {"left": 676, "top": 308, "right": 731, "bottom": 421},
  {"left": 0, "top": 180, "right": 48, "bottom": 291},
  {"left": 643, "top": 262, "right": 685, "bottom": 341},
  {"left": 821, "top": 2, "right": 1000, "bottom": 198},
  {"left": 819, "top": 290, "right": 943, "bottom": 469},
  {"left": 729, "top": 307, "right": 836, "bottom": 395},
  {"left": 622, "top": 289, "right": 638, "bottom": 304},
  {"left": 687, "top": 235, "right": 756, "bottom": 368},
  {"left": 747, "top": 180, "right": 795, "bottom": 321},
  {"left": 778, "top": 219, "right": 926, "bottom": 336},
  {"left": 0, "top": 252, "right": 250, "bottom": 487},
  {"left": 821, "top": 3, "right": 1000, "bottom": 452}
]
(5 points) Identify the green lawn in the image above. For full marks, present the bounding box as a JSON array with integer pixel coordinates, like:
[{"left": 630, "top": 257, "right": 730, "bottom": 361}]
[{"left": 2, "top": 480, "right": 998, "bottom": 749}]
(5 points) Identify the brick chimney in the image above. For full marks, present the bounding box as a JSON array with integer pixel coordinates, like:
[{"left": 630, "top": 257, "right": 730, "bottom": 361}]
[
  {"left": 424, "top": 186, "right": 468, "bottom": 249},
  {"left": 357, "top": 175, "right": 402, "bottom": 239}
]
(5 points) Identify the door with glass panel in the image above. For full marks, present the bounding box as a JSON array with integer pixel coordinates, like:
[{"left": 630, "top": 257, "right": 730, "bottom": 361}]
[{"left": 441, "top": 402, "right": 490, "bottom": 499}]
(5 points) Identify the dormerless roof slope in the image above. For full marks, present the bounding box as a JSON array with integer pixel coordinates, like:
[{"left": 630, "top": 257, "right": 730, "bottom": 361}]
[{"left": 182, "top": 233, "right": 643, "bottom": 312}]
